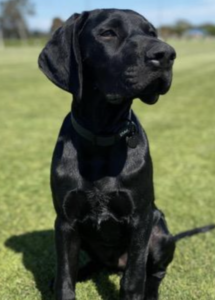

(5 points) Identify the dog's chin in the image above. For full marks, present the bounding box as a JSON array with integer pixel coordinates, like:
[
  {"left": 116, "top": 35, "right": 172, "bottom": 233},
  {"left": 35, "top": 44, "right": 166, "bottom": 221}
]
[
  {"left": 139, "top": 93, "right": 160, "bottom": 105},
  {"left": 104, "top": 77, "right": 172, "bottom": 105},
  {"left": 138, "top": 78, "right": 172, "bottom": 105}
]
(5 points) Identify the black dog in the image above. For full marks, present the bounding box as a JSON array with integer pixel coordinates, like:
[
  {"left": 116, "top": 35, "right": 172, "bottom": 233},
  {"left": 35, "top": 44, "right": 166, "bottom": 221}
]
[{"left": 38, "top": 9, "right": 214, "bottom": 300}]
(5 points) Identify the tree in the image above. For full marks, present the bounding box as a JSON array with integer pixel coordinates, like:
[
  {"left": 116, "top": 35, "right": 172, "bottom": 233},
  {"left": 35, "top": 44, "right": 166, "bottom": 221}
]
[
  {"left": 200, "top": 23, "right": 215, "bottom": 36},
  {"left": 0, "top": 0, "right": 35, "bottom": 39},
  {"left": 0, "top": 12, "right": 4, "bottom": 47},
  {"left": 158, "top": 26, "right": 175, "bottom": 39},
  {"left": 173, "top": 20, "right": 192, "bottom": 37},
  {"left": 50, "top": 17, "right": 64, "bottom": 34}
]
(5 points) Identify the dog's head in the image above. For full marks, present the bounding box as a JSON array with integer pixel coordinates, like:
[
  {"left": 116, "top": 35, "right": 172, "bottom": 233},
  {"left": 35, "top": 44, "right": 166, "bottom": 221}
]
[{"left": 39, "top": 9, "right": 176, "bottom": 105}]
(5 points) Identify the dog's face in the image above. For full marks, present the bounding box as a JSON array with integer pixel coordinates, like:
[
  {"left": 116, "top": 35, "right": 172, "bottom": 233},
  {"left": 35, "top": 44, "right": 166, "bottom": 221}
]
[
  {"left": 39, "top": 9, "right": 176, "bottom": 105},
  {"left": 79, "top": 10, "right": 176, "bottom": 105}
]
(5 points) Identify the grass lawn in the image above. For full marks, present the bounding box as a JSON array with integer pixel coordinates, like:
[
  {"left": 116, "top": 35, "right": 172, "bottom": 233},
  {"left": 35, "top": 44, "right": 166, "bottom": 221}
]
[{"left": 0, "top": 39, "right": 215, "bottom": 300}]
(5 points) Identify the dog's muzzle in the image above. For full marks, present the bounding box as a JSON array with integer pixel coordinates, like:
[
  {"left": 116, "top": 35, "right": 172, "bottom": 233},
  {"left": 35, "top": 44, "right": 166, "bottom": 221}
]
[{"left": 146, "top": 43, "right": 176, "bottom": 70}]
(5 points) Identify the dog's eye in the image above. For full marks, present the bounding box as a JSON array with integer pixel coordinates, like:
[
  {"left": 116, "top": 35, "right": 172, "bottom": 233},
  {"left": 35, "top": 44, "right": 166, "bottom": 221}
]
[{"left": 100, "top": 30, "right": 117, "bottom": 38}]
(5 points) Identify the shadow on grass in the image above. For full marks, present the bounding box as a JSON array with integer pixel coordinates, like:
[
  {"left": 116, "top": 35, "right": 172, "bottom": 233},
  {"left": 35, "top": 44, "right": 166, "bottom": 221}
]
[
  {"left": 5, "top": 230, "right": 55, "bottom": 300},
  {"left": 91, "top": 271, "right": 119, "bottom": 300},
  {"left": 5, "top": 230, "right": 119, "bottom": 300}
]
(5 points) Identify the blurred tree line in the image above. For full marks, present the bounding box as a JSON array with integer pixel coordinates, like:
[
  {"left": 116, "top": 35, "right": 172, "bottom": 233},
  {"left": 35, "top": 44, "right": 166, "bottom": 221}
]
[
  {"left": 159, "top": 20, "right": 215, "bottom": 38},
  {"left": 0, "top": 0, "right": 64, "bottom": 44},
  {"left": 0, "top": 0, "right": 215, "bottom": 45}
]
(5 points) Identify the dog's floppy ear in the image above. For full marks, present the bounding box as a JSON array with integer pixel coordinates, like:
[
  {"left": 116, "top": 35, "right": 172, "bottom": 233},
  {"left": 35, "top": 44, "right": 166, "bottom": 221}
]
[{"left": 38, "top": 12, "right": 89, "bottom": 100}]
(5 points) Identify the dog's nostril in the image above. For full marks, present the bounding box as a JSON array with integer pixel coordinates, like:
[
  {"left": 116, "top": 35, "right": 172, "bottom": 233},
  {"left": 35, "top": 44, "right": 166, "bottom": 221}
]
[
  {"left": 154, "top": 52, "right": 165, "bottom": 61},
  {"left": 170, "top": 52, "right": 176, "bottom": 61},
  {"left": 146, "top": 45, "right": 176, "bottom": 68},
  {"left": 146, "top": 49, "right": 176, "bottom": 69}
]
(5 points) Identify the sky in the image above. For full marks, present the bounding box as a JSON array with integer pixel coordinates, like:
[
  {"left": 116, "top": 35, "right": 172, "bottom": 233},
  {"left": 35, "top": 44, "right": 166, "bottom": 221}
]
[{"left": 28, "top": 0, "right": 215, "bottom": 32}]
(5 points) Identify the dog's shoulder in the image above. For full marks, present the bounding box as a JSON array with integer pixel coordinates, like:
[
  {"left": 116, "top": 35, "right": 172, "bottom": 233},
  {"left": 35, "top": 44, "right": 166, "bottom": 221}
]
[{"left": 51, "top": 113, "right": 78, "bottom": 181}]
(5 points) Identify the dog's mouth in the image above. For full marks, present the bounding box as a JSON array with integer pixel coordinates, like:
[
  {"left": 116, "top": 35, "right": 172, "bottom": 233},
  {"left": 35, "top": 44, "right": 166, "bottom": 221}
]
[
  {"left": 138, "top": 77, "right": 172, "bottom": 105},
  {"left": 103, "top": 69, "right": 172, "bottom": 105},
  {"left": 106, "top": 95, "right": 124, "bottom": 105}
]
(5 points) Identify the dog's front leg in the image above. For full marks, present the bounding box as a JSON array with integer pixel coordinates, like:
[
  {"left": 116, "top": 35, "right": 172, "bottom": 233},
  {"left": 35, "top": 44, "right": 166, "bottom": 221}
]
[
  {"left": 54, "top": 217, "right": 80, "bottom": 300},
  {"left": 120, "top": 207, "right": 153, "bottom": 300}
]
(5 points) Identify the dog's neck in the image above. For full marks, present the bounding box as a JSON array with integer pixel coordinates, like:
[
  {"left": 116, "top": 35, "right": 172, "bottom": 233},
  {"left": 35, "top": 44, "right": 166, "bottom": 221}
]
[{"left": 72, "top": 91, "right": 133, "bottom": 135}]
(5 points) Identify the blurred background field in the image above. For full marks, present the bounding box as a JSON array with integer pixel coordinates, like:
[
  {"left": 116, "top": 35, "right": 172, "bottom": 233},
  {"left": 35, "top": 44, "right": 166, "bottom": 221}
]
[{"left": 0, "top": 1, "right": 215, "bottom": 300}]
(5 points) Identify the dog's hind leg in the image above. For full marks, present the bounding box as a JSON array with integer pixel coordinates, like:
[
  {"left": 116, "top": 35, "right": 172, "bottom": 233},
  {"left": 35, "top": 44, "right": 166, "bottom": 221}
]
[{"left": 144, "top": 211, "right": 176, "bottom": 300}]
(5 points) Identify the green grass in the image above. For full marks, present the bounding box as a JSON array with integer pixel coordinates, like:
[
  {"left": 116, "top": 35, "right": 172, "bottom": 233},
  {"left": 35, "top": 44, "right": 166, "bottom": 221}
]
[{"left": 0, "top": 39, "right": 215, "bottom": 300}]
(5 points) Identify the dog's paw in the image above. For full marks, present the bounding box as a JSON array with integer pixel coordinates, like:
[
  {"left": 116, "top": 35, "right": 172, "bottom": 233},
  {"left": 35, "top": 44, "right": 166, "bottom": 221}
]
[
  {"left": 55, "top": 292, "right": 75, "bottom": 300},
  {"left": 55, "top": 285, "right": 76, "bottom": 300},
  {"left": 144, "top": 293, "right": 159, "bottom": 300}
]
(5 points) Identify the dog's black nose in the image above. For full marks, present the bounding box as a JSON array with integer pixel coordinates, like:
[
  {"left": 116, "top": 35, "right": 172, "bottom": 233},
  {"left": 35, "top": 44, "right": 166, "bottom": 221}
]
[{"left": 146, "top": 43, "right": 176, "bottom": 69}]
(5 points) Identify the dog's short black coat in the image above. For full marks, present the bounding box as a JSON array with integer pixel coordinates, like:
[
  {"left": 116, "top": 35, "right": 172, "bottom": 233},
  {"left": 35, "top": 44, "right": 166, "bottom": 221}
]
[{"left": 38, "top": 8, "right": 214, "bottom": 300}]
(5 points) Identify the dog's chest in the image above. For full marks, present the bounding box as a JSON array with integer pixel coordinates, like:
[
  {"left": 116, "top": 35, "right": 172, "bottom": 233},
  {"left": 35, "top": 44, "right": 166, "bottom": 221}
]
[{"left": 63, "top": 187, "right": 134, "bottom": 227}]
